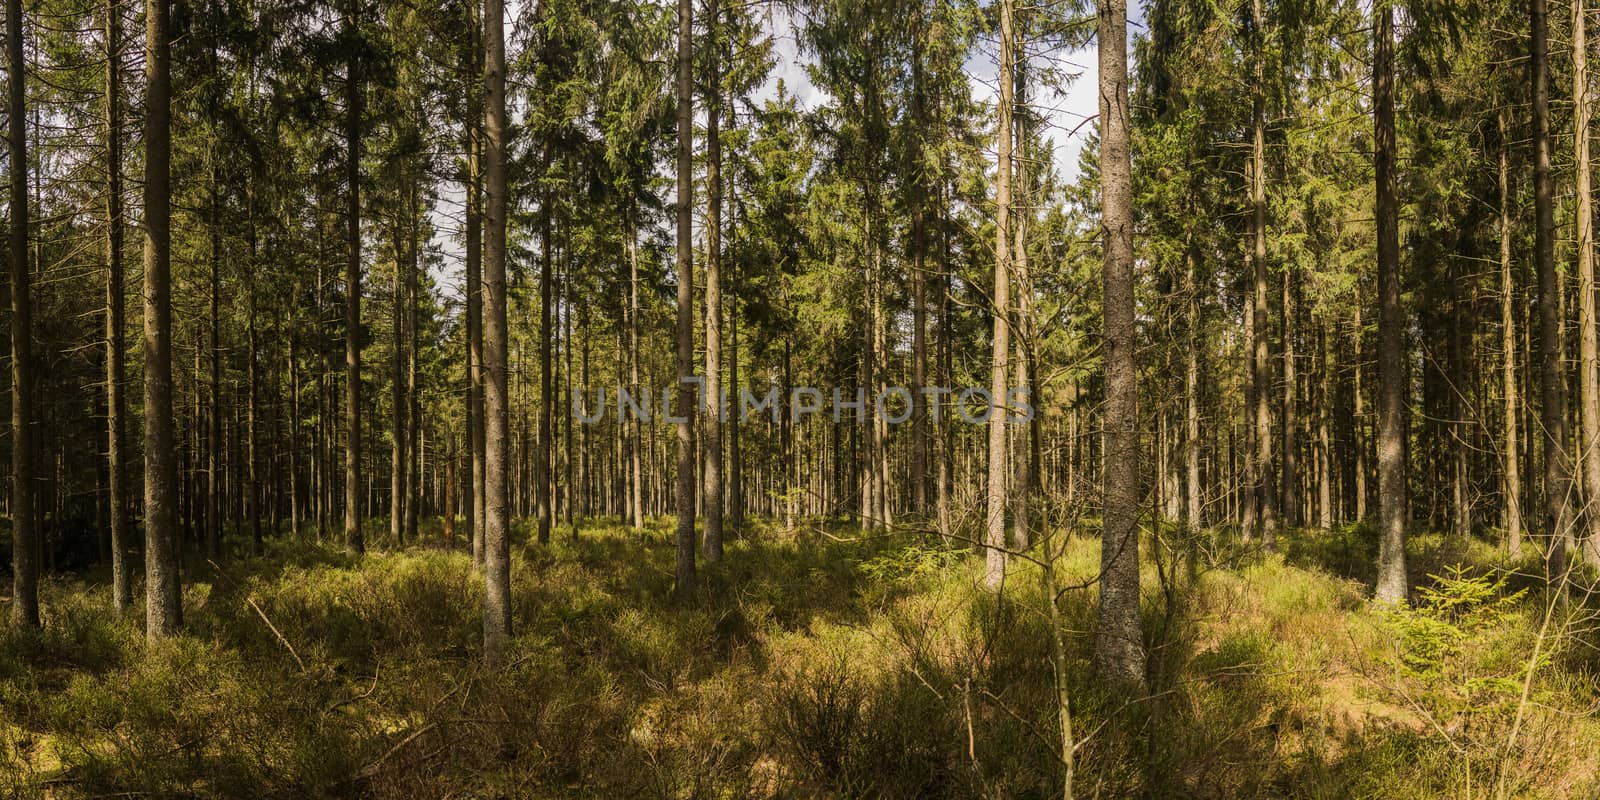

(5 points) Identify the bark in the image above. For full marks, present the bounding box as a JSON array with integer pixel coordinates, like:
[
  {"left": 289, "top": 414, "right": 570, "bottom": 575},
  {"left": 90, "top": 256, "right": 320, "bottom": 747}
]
[
  {"left": 1534, "top": 0, "right": 1577, "bottom": 567},
  {"left": 1500, "top": 114, "right": 1524, "bottom": 551},
  {"left": 1184, "top": 239, "right": 1202, "bottom": 530},
  {"left": 985, "top": 0, "right": 1014, "bottom": 592},
  {"left": 1374, "top": 0, "right": 1409, "bottom": 602},
  {"left": 1577, "top": 0, "right": 1600, "bottom": 561},
  {"left": 344, "top": 13, "right": 364, "bottom": 556},
  {"left": 1095, "top": 0, "right": 1146, "bottom": 688},
  {"left": 142, "top": 0, "right": 181, "bottom": 636},
  {"left": 674, "top": 0, "right": 697, "bottom": 600},
  {"left": 482, "top": 0, "right": 512, "bottom": 666},
  {"left": 465, "top": 55, "right": 485, "bottom": 563},
  {"left": 391, "top": 227, "right": 407, "bottom": 544},
  {"left": 105, "top": 0, "right": 132, "bottom": 613},
  {"left": 7, "top": 0, "right": 37, "bottom": 630},
  {"left": 703, "top": 0, "right": 724, "bottom": 560},
  {"left": 1251, "top": 0, "right": 1277, "bottom": 549}
]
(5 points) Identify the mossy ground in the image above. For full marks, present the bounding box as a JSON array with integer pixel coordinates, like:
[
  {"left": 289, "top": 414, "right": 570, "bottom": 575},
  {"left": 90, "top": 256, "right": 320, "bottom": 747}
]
[{"left": 1, "top": 519, "right": 1596, "bottom": 798}]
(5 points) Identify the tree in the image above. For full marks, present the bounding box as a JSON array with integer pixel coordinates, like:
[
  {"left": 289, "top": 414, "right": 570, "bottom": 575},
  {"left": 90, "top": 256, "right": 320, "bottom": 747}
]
[
  {"left": 1372, "top": 0, "right": 1407, "bottom": 603},
  {"left": 1576, "top": 0, "right": 1600, "bottom": 561},
  {"left": 143, "top": 0, "right": 181, "bottom": 638},
  {"left": 674, "top": 0, "right": 697, "bottom": 600},
  {"left": 8, "top": 0, "right": 37, "bottom": 630},
  {"left": 104, "top": 0, "right": 131, "bottom": 613},
  {"left": 984, "top": 0, "right": 1014, "bottom": 591},
  {"left": 703, "top": 0, "right": 725, "bottom": 562},
  {"left": 344, "top": 0, "right": 365, "bottom": 556},
  {"left": 1532, "top": 0, "right": 1574, "bottom": 569},
  {"left": 483, "top": 0, "right": 512, "bottom": 665},
  {"left": 1094, "top": 0, "right": 1145, "bottom": 688}
]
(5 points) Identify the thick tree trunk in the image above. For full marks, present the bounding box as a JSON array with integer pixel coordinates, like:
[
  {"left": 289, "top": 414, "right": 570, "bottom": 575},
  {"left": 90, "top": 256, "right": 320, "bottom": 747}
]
[
  {"left": 407, "top": 185, "right": 421, "bottom": 541},
  {"left": 1374, "top": 1, "right": 1409, "bottom": 602},
  {"left": 1535, "top": 0, "right": 1577, "bottom": 567},
  {"left": 105, "top": 0, "right": 132, "bottom": 612},
  {"left": 482, "top": 0, "right": 512, "bottom": 666},
  {"left": 1095, "top": 0, "right": 1145, "bottom": 688},
  {"left": 8, "top": 0, "right": 37, "bottom": 630},
  {"left": 985, "top": 0, "right": 1014, "bottom": 591},
  {"left": 142, "top": 0, "right": 180, "bottom": 636},
  {"left": 673, "top": 0, "right": 697, "bottom": 600}
]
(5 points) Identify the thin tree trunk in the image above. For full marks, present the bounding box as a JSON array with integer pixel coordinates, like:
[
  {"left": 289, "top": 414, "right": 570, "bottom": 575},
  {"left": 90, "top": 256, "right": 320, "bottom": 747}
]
[
  {"left": 1251, "top": 0, "right": 1277, "bottom": 549},
  {"left": 343, "top": 12, "right": 364, "bottom": 555},
  {"left": 105, "top": 0, "right": 132, "bottom": 612},
  {"left": 1577, "top": 0, "right": 1600, "bottom": 561},
  {"left": 1500, "top": 113, "right": 1524, "bottom": 551},
  {"left": 703, "top": 0, "right": 724, "bottom": 560},
  {"left": 391, "top": 226, "right": 407, "bottom": 544},
  {"left": 674, "top": 0, "right": 697, "bottom": 600}
]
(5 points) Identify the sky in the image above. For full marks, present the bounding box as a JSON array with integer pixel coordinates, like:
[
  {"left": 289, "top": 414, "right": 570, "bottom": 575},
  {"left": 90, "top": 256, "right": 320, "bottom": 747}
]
[{"left": 430, "top": 4, "right": 1148, "bottom": 300}]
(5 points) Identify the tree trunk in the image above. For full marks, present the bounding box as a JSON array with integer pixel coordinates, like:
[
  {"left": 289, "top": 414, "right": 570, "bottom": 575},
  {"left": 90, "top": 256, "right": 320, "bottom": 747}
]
[
  {"left": 673, "top": 0, "right": 697, "bottom": 600},
  {"left": 1500, "top": 113, "right": 1524, "bottom": 552},
  {"left": 1534, "top": 0, "right": 1577, "bottom": 568},
  {"left": 105, "top": 0, "right": 132, "bottom": 612},
  {"left": 703, "top": 0, "right": 724, "bottom": 560},
  {"left": 1577, "top": 0, "right": 1600, "bottom": 561},
  {"left": 391, "top": 226, "right": 407, "bottom": 544},
  {"left": 142, "top": 0, "right": 180, "bottom": 636},
  {"left": 1251, "top": 0, "right": 1277, "bottom": 549},
  {"left": 984, "top": 0, "right": 1014, "bottom": 592},
  {"left": 7, "top": 0, "right": 36, "bottom": 630},
  {"left": 1094, "top": 0, "right": 1146, "bottom": 688},
  {"left": 344, "top": 14, "right": 364, "bottom": 556},
  {"left": 1374, "top": 0, "right": 1409, "bottom": 602},
  {"left": 464, "top": 40, "right": 485, "bottom": 562},
  {"left": 482, "top": 0, "right": 512, "bottom": 666}
]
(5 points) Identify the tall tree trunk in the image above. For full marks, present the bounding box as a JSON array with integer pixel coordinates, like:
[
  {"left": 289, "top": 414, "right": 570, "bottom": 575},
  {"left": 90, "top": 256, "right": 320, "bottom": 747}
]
[
  {"left": 464, "top": 46, "right": 484, "bottom": 562},
  {"left": 7, "top": 0, "right": 36, "bottom": 630},
  {"left": 1374, "top": 0, "right": 1409, "bottom": 602},
  {"left": 1500, "top": 113, "right": 1524, "bottom": 552},
  {"left": 703, "top": 1, "right": 724, "bottom": 560},
  {"left": 343, "top": 14, "right": 364, "bottom": 556},
  {"left": 1184, "top": 238, "right": 1202, "bottom": 530},
  {"left": 105, "top": 0, "right": 132, "bottom": 612},
  {"left": 673, "top": 0, "right": 697, "bottom": 600},
  {"left": 984, "top": 0, "right": 1014, "bottom": 592},
  {"left": 391, "top": 228, "right": 407, "bottom": 544},
  {"left": 1095, "top": 0, "right": 1146, "bottom": 688},
  {"left": 536, "top": 170, "right": 554, "bottom": 544},
  {"left": 1012, "top": 42, "right": 1034, "bottom": 554},
  {"left": 1577, "top": 0, "right": 1600, "bottom": 561},
  {"left": 1534, "top": 0, "right": 1576, "bottom": 568},
  {"left": 142, "top": 0, "right": 180, "bottom": 636},
  {"left": 407, "top": 184, "right": 421, "bottom": 541},
  {"left": 910, "top": 32, "right": 928, "bottom": 521},
  {"left": 628, "top": 215, "right": 643, "bottom": 530},
  {"left": 1282, "top": 273, "right": 1298, "bottom": 528},
  {"left": 482, "top": 0, "right": 512, "bottom": 665},
  {"left": 1251, "top": 0, "right": 1277, "bottom": 549}
]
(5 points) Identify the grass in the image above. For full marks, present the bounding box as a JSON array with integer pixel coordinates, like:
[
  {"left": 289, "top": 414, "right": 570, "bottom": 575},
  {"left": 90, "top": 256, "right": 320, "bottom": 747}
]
[{"left": 1, "top": 518, "right": 1598, "bottom": 798}]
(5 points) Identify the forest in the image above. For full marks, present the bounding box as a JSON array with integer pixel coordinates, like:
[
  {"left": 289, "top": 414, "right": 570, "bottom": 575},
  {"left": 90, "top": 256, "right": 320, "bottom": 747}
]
[{"left": 3, "top": 0, "right": 1600, "bottom": 794}]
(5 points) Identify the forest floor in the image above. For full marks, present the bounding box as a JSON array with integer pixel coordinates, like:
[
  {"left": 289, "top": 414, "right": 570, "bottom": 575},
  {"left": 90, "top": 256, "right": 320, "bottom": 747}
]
[{"left": 2, "top": 518, "right": 1599, "bottom": 798}]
